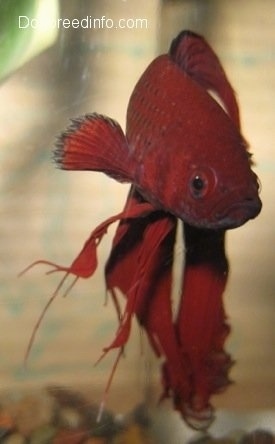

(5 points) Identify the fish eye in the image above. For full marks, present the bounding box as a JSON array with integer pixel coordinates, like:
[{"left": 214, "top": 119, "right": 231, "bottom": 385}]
[
  {"left": 189, "top": 168, "right": 216, "bottom": 199},
  {"left": 190, "top": 174, "right": 207, "bottom": 198},
  {"left": 192, "top": 176, "right": 205, "bottom": 192}
]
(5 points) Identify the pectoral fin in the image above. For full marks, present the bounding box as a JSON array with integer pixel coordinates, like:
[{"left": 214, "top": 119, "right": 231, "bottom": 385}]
[{"left": 54, "top": 113, "right": 136, "bottom": 182}]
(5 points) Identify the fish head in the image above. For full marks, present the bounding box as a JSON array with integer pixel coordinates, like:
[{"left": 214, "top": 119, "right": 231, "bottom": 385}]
[
  {"left": 172, "top": 107, "right": 262, "bottom": 230},
  {"left": 179, "top": 157, "right": 261, "bottom": 230}
]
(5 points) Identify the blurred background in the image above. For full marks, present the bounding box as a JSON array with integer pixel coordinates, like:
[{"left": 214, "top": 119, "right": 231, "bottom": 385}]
[{"left": 0, "top": 0, "right": 274, "bottom": 439}]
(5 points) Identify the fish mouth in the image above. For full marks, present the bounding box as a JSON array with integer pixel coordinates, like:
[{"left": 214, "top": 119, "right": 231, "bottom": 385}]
[{"left": 214, "top": 195, "right": 262, "bottom": 229}]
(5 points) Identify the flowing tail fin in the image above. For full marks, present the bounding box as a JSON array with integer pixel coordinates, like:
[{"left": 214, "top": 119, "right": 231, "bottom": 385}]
[
  {"left": 175, "top": 224, "right": 232, "bottom": 430},
  {"left": 169, "top": 30, "right": 240, "bottom": 128},
  {"left": 54, "top": 113, "right": 136, "bottom": 182}
]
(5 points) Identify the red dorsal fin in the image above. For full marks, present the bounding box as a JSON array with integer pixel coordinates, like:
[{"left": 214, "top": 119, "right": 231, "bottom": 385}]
[
  {"left": 54, "top": 113, "right": 136, "bottom": 182},
  {"left": 169, "top": 30, "right": 240, "bottom": 129}
]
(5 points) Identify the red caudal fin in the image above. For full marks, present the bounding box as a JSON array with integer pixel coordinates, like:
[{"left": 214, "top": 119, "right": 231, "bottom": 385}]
[
  {"left": 135, "top": 218, "right": 192, "bottom": 404},
  {"left": 105, "top": 187, "right": 173, "bottom": 343},
  {"left": 96, "top": 203, "right": 179, "bottom": 419},
  {"left": 54, "top": 113, "right": 136, "bottom": 182},
  {"left": 20, "top": 202, "right": 153, "bottom": 283},
  {"left": 105, "top": 189, "right": 192, "bottom": 408},
  {"left": 105, "top": 188, "right": 150, "bottom": 298},
  {"left": 19, "top": 200, "right": 154, "bottom": 362},
  {"left": 103, "top": 201, "right": 177, "bottom": 355},
  {"left": 169, "top": 30, "right": 240, "bottom": 128},
  {"left": 175, "top": 224, "right": 233, "bottom": 430}
]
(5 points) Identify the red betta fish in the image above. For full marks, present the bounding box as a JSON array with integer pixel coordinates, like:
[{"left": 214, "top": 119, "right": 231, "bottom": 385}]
[{"left": 22, "top": 31, "right": 261, "bottom": 430}]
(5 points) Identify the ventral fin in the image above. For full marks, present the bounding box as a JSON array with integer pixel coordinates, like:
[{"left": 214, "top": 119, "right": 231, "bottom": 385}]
[{"left": 54, "top": 113, "right": 136, "bottom": 183}]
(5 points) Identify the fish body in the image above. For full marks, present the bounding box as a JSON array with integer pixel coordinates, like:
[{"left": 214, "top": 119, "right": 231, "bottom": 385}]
[
  {"left": 56, "top": 32, "right": 261, "bottom": 229},
  {"left": 23, "top": 30, "right": 262, "bottom": 431},
  {"left": 126, "top": 53, "right": 261, "bottom": 228}
]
